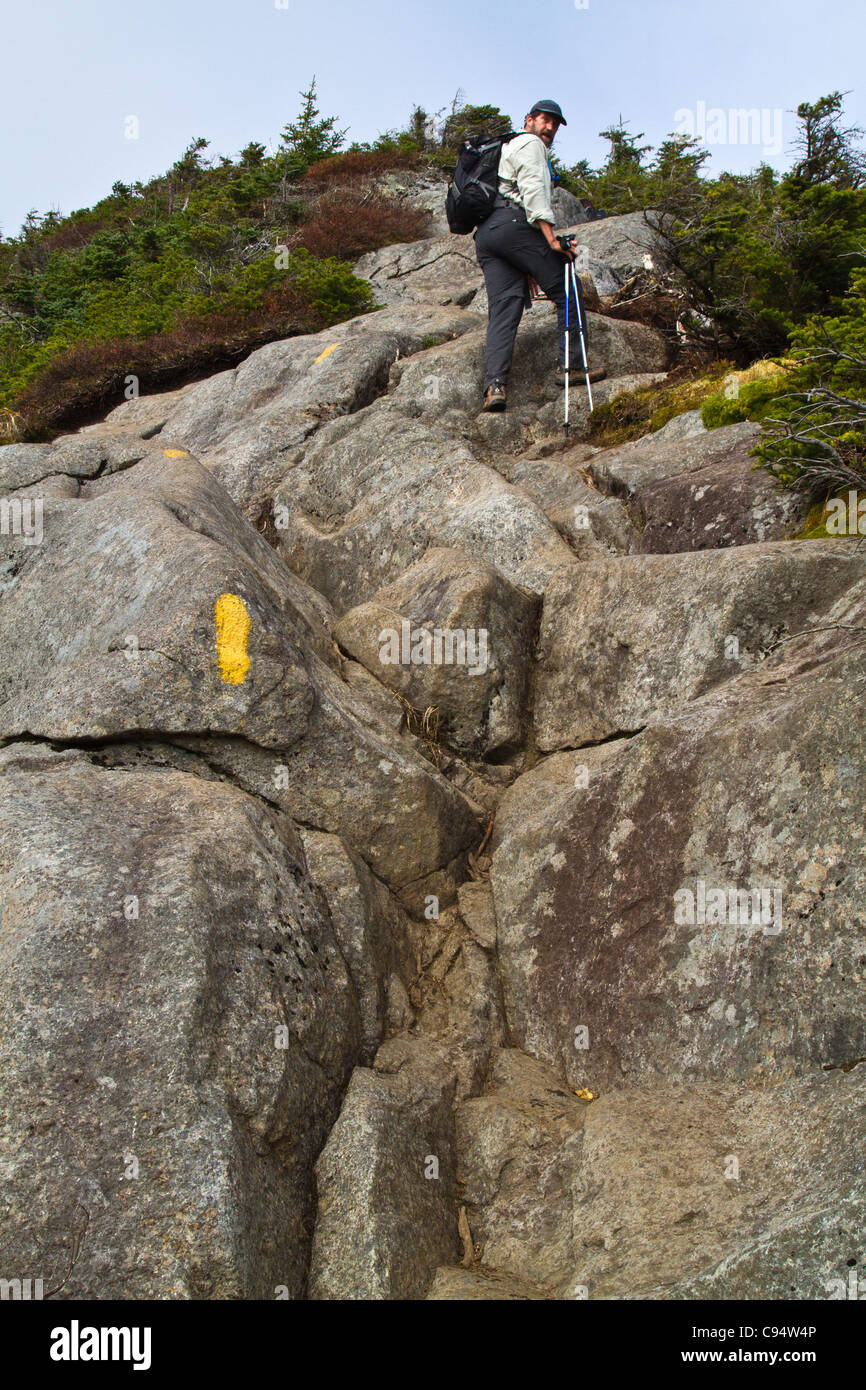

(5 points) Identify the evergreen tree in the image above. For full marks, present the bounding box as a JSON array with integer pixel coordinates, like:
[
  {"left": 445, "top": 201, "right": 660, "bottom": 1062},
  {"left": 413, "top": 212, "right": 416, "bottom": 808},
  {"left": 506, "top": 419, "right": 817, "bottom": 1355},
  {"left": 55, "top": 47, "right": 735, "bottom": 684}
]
[
  {"left": 239, "top": 142, "right": 267, "bottom": 168},
  {"left": 583, "top": 119, "right": 653, "bottom": 210},
  {"left": 279, "top": 77, "right": 348, "bottom": 175},
  {"left": 408, "top": 106, "right": 429, "bottom": 149},
  {"left": 756, "top": 267, "right": 866, "bottom": 492},
  {"left": 599, "top": 118, "right": 651, "bottom": 171},
  {"left": 792, "top": 92, "right": 866, "bottom": 190},
  {"left": 439, "top": 103, "right": 512, "bottom": 151}
]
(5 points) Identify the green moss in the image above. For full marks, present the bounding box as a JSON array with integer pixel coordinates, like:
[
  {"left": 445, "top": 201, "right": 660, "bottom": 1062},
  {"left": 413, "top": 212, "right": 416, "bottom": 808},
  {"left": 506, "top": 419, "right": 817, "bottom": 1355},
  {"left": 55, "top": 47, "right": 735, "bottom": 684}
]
[
  {"left": 588, "top": 363, "right": 732, "bottom": 447},
  {"left": 586, "top": 358, "right": 803, "bottom": 449},
  {"left": 700, "top": 373, "right": 790, "bottom": 429},
  {"left": 794, "top": 500, "right": 834, "bottom": 539}
]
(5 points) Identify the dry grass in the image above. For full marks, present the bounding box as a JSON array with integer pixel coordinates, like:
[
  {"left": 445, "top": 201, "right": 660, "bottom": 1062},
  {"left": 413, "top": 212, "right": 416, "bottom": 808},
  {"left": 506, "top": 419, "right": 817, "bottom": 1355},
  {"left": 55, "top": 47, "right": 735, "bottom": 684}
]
[{"left": 396, "top": 694, "right": 443, "bottom": 768}]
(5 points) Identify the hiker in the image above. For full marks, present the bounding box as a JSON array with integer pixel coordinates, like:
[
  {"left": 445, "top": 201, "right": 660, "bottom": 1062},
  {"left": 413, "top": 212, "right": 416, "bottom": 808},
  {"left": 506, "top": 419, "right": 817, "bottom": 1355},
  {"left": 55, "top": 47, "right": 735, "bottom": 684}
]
[{"left": 473, "top": 99, "right": 606, "bottom": 412}]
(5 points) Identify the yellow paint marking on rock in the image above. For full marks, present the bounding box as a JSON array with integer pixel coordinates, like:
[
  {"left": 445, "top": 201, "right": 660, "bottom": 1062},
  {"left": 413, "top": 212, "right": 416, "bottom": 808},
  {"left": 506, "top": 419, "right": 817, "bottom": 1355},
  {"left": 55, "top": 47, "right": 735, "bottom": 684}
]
[
  {"left": 163, "top": 448, "right": 190, "bottom": 457},
  {"left": 314, "top": 343, "right": 340, "bottom": 365},
  {"left": 215, "top": 593, "right": 251, "bottom": 684}
]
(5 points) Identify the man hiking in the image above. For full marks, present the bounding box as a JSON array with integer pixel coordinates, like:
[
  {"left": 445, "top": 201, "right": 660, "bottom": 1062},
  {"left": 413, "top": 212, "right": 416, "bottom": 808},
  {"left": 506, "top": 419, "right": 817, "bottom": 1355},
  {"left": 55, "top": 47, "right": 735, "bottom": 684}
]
[{"left": 474, "top": 99, "right": 606, "bottom": 412}]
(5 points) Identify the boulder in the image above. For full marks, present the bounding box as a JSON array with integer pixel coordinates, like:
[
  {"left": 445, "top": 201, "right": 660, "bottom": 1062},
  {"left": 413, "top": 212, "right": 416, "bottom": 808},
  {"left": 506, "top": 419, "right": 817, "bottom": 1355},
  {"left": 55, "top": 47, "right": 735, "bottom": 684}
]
[
  {"left": 0, "top": 436, "right": 150, "bottom": 491},
  {"left": 72, "top": 304, "right": 480, "bottom": 518},
  {"left": 378, "top": 305, "right": 667, "bottom": 461},
  {"left": 0, "top": 445, "right": 479, "bottom": 901},
  {"left": 0, "top": 742, "right": 361, "bottom": 1299},
  {"left": 570, "top": 252, "right": 621, "bottom": 300},
  {"left": 333, "top": 547, "right": 539, "bottom": 757},
  {"left": 589, "top": 417, "right": 807, "bottom": 552},
  {"left": 589, "top": 420, "right": 761, "bottom": 495},
  {"left": 369, "top": 169, "right": 452, "bottom": 239},
  {"left": 492, "top": 453, "right": 635, "bottom": 558},
  {"left": 168, "top": 657, "right": 479, "bottom": 911},
  {"left": 354, "top": 236, "right": 482, "bottom": 308},
  {"left": 0, "top": 446, "right": 334, "bottom": 745},
  {"left": 74, "top": 382, "right": 199, "bottom": 442},
  {"left": 557, "top": 210, "right": 670, "bottom": 281},
  {"left": 575, "top": 1070, "right": 866, "bottom": 1300},
  {"left": 272, "top": 407, "right": 577, "bottom": 613},
  {"left": 307, "top": 1046, "right": 458, "bottom": 1299},
  {"left": 632, "top": 454, "right": 807, "bottom": 552},
  {"left": 552, "top": 186, "right": 588, "bottom": 228},
  {"left": 534, "top": 539, "right": 866, "bottom": 749},
  {"left": 455, "top": 1050, "right": 586, "bottom": 1291},
  {"left": 446, "top": 1048, "right": 866, "bottom": 1299},
  {"left": 649, "top": 407, "right": 707, "bottom": 442},
  {"left": 389, "top": 306, "right": 667, "bottom": 430},
  {"left": 492, "top": 616, "right": 866, "bottom": 1093},
  {"left": 298, "top": 829, "right": 418, "bottom": 1061}
]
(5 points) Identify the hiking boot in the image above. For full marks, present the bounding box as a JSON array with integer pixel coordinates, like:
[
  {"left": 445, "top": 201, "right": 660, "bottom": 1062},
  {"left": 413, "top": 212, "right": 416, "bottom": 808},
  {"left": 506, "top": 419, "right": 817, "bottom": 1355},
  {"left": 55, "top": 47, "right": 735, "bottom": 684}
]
[
  {"left": 555, "top": 361, "right": 607, "bottom": 386},
  {"left": 482, "top": 380, "right": 507, "bottom": 412}
]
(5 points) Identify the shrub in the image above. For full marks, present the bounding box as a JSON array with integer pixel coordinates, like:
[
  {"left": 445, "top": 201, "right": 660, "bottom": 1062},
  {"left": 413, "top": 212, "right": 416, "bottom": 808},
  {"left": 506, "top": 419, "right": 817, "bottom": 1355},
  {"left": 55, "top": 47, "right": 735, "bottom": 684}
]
[
  {"left": 290, "top": 191, "right": 430, "bottom": 261},
  {"left": 439, "top": 103, "right": 512, "bottom": 150},
  {"left": 754, "top": 268, "right": 866, "bottom": 493},
  {"left": 10, "top": 258, "right": 372, "bottom": 440},
  {"left": 304, "top": 150, "right": 426, "bottom": 183}
]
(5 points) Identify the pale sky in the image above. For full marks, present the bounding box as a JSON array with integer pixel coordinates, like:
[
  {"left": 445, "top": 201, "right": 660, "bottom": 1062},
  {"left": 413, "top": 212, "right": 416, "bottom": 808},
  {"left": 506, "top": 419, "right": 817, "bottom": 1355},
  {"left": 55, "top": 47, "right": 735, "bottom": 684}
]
[{"left": 1, "top": 0, "right": 863, "bottom": 239}]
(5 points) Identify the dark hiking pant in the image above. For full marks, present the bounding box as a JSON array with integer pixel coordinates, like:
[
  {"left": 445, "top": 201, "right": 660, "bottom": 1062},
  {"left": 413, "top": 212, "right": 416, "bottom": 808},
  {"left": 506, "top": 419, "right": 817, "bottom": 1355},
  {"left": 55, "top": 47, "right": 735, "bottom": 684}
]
[{"left": 474, "top": 200, "right": 588, "bottom": 392}]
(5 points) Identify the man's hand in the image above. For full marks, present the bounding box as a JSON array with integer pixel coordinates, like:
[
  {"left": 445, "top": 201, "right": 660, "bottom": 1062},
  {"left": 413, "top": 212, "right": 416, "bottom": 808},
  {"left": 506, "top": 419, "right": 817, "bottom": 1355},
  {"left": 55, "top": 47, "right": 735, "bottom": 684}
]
[
  {"left": 538, "top": 220, "right": 576, "bottom": 260},
  {"left": 527, "top": 276, "right": 542, "bottom": 301}
]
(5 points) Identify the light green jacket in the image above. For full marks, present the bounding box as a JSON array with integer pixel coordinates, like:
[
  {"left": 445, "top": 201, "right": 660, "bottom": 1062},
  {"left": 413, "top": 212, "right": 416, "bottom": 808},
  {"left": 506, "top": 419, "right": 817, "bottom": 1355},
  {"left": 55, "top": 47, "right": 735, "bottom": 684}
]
[{"left": 498, "top": 133, "right": 555, "bottom": 227}]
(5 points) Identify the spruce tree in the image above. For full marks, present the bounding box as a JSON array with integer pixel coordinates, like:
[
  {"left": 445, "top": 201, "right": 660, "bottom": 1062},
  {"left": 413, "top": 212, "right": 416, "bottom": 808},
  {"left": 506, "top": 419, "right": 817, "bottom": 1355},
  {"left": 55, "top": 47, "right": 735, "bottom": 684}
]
[
  {"left": 279, "top": 77, "right": 348, "bottom": 176},
  {"left": 792, "top": 92, "right": 866, "bottom": 189}
]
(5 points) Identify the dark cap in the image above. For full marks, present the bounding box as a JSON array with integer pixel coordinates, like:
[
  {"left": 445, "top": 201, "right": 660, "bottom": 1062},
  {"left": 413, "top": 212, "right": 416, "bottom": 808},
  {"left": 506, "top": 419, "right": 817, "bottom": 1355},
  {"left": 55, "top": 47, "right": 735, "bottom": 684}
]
[{"left": 530, "top": 99, "right": 567, "bottom": 127}]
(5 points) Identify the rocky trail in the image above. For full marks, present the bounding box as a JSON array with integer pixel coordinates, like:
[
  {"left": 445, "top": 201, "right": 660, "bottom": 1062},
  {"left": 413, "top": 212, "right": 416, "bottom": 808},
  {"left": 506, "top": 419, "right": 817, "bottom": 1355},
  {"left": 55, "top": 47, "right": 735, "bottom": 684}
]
[{"left": 0, "top": 210, "right": 863, "bottom": 1300}]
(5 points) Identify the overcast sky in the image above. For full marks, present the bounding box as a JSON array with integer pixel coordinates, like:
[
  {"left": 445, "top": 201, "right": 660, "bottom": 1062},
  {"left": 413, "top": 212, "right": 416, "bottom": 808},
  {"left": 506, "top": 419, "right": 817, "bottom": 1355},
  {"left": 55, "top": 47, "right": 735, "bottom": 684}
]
[{"left": 1, "top": 0, "right": 863, "bottom": 239}]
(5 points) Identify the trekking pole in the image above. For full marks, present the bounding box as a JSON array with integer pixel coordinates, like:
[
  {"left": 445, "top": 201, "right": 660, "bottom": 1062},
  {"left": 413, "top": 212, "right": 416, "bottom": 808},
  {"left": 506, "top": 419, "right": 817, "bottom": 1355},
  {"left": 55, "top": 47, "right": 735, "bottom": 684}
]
[
  {"left": 563, "top": 258, "right": 571, "bottom": 438},
  {"left": 569, "top": 258, "right": 594, "bottom": 413}
]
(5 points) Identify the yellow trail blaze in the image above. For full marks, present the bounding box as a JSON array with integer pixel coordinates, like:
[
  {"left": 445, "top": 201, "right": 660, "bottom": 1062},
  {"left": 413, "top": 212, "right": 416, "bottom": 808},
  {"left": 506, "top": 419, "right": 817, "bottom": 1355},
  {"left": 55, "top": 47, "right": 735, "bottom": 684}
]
[
  {"left": 163, "top": 448, "right": 190, "bottom": 457},
  {"left": 314, "top": 343, "right": 340, "bottom": 364},
  {"left": 214, "top": 593, "right": 251, "bottom": 684}
]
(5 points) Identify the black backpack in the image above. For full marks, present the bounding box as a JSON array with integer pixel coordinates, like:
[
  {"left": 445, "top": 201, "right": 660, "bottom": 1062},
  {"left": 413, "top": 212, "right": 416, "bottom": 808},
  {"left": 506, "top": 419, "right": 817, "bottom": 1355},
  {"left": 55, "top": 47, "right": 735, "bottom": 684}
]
[{"left": 446, "top": 131, "right": 520, "bottom": 234}]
